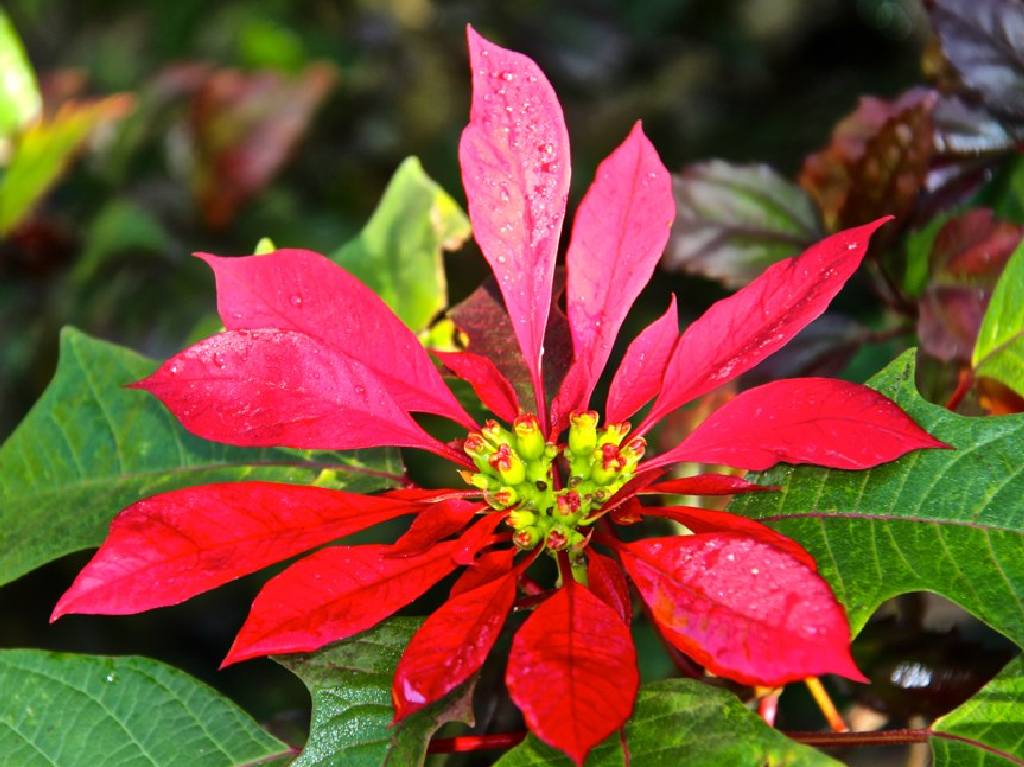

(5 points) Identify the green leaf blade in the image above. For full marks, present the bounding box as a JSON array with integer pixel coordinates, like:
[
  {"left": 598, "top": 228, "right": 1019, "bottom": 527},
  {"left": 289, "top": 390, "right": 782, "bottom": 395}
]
[
  {"left": 493, "top": 679, "right": 840, "bottom": 766},
  {"left": 332, "top": 157, "right": 470, "bottom": 332},
  {"left": 0, "top": 327, "right": 401, "bottom": 587},
  {"left": 0, "top": 649, "right": 288, "bottom": 767},
  {"left": 973, "top": 239, "right": 1024, "bottom": 397},
  {"left": 731, "top": 350, "right": 1024, "bottom": 644},
  {"left": 276, "top": 617, "right": 474, "bottom": 767},
  {"left": 0, "top": 10, "right": 41, "bottom": 137}
]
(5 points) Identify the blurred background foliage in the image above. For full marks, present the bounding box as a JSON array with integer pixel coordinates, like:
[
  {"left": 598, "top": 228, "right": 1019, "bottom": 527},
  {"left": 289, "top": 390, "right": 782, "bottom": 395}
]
[{"left": 6, "top": 0, "right": 1024, "bottom": 762}]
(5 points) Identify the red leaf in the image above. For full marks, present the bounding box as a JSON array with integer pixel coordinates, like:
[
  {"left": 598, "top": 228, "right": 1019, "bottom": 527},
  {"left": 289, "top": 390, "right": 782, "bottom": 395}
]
[
  {"left": 51, "top": 482, "right": 419, "bottom": 619},
  {"left": 620, "top": 534, "right": 866, "bottom": 686},
  {"left": 132, "top": 329, "right": 461, "bottom": 462},
  {"left": 453, "top": 512, "right": 508, "bottom": 565},
  {"left": 586, "top": 550, "right": 632, "bottom": 624},
  {"left": 434, "top": 350, "right": 521, "bottom": 422},
  {"left": 224, "top": 531, "right": 481, "bottom": 665},
  {"left": 643, "top": 474, "right": 778, "bottom": 496},
  {"left": 636, "top": 506, "right": 817, "bottom": 570},
  {"left": 507, "top": 580, "right": 638, "bottom": 766},
  {"left": 393, "top": 565, "right": 520, "bottom": 721},
  {"left": 388, "top": 499, "right": 482, "bottom": 557},
  {"left": 605, "top": 296, "right": 678, "bottom": 424},
  {"left": 649, "top": 377, "right": 948, "bottom": 472},
  {"left": 459, "top": 26, "right": 571, "bottom": 409},
  {"left": 451, "top": 548, "right": 517, "bottom": 597},
  {"left": 639, "top": 219, "right": 891, "bottom": 434},
  {"left": 199, "top": 249, "right": 473, "bottom": 428},
  {"left": 553, "top": 123, "right": 674, "bottom": 425}
]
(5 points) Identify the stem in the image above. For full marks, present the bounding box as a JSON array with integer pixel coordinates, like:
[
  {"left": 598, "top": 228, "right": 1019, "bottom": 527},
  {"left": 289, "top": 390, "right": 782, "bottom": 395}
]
[
  {"left": 785, "top": 729, "right": 929, "bottom": 747},
  {"left": 945, "top": 368, "right": 974, "bottom": 412},
  {"left": 804, "top": 677, "right": 848, "bottom": 732},
  {"left": 427, "top": 732, "right": 527, "bottom": 754}
]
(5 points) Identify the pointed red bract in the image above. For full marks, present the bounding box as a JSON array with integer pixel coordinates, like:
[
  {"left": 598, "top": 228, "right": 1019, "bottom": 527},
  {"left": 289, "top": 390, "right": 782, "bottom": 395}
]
[
  {"left": 451, "top": 548, "right": 517, "bottom": 597},
  {"left": 507, "top": 580, "right": 638, "bottom": 766},
  {"left": 434, "top": 350, "right": 521, "bottom": 423},
  {"left": 388, "top": 499, "right": 482, "bottom": 557},
  {"left": 552, "top": 123, "right": 674, "bottom": 427},
  {"left": 393, "top": 565, "right": 520, "bottom": 721},
  {"left": 199, "top": 250, "right": 473, "bottom": 428},
  {"left": 639, "top": 218, "right": 891, "bottom": 433},
  {"left": 643, "top": 474, "right": 777, "bottom": 496},
  {"left": 649, "top": 377, "right": 949, "bottom": 472},
  {"left": 620, "top": 534, "right": 866, "bottom": 686},
  {"left": 225, "top": 536, "right": 470, "bottom": 666},
  {"left": 586, "top": 550, "right": 632, "bottom": 625},
  {"left": 459, "top": 26, "right": 571, "bottom": 411},
  {"left": 605, "top": 296, "right": 678, "bottom": 424},
  {"left": 637, "top": 506, "right": 817, "bottom": 570},
  {"left": 51, "top": 483, "right": 421, "bottom": 620},
  {"left": 132, "top": 329, "right": 462, "bottom": 462},
  {"left": 452, "top": 512, "right": 507, "bottom": 565}
]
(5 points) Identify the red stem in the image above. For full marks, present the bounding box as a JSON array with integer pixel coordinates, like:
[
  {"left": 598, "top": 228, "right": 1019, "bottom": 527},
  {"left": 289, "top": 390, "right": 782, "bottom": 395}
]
[
  {"left": 427, "top": 732, "right": 527, "bottom": 753},
  {"left": 945, "top": 368, "right": 974, "bottom": 412}
]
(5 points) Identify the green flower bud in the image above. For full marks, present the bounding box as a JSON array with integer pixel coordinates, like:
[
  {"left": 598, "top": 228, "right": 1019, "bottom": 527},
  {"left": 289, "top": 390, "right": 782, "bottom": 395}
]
[
  {"left": 490, "top": 486, "right": 519, "bottom": 508},
  {"left": 489, "top": 443, "right": 526, "bottom": 485},
  {"left": 597, "top": 422, "right": 631, "bottom": 447},
  {"left": 568, "top": 411, "right": 599, "bottom": 456},
  {"left": 591, "top": 444, "right": 625, "bottom": 485},
  {"left": 554, "top": 490, "right": 581, "bottom": 520},
  {"left": 459, "top": 470, "right": 495, "bottom": 491},
  {"left": 507, "top": 508, "right": 536, "bottom": 529},
  {"left": 545, "top": 527, "right": 569, "bottom": 551},
  {"left": 464, "top": 432, "right": 497, "bottom": 473},
  {"left": 513, "top": 526, "right": 541, "bottom": 549},
  {"left": 513, "top": 413, "right": 545, "bottom": 460},
  {"left": 482, "top": 419, "right": 514, "bottom": 447}
]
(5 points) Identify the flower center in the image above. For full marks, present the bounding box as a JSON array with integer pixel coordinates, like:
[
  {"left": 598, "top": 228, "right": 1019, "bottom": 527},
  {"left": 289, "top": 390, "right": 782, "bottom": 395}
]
[{"left": 460, "top": 412, "right": 646, "bottom": 552}]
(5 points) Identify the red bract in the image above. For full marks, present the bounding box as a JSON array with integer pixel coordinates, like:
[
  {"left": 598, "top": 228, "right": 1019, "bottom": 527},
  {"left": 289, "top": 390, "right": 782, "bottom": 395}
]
[{"left": 54, "top": 25, "right": 951, "bottom": 767}]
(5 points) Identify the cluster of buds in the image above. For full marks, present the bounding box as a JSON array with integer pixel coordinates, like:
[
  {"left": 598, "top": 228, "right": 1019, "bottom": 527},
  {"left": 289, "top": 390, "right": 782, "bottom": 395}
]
[{"left": 459, "top": 411, "right": 646, "bottom": 553}]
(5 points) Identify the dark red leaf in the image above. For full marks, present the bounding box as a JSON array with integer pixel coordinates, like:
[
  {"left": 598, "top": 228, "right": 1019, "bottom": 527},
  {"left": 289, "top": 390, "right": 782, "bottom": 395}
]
[
  {"left": 552, "top": 122, "right": 674, "bottom": 425},
  {"left": 636, "top": 506, "right": 817, "bottom": 570},
  {"left": 393, "top": 565, "right": 520, "bottom": 721},
  {"left": 649, "top": 377, "right": 948, "bottom": 472},
  {"left": 605, "top": 295, "right": 678, "bottom": 424},
  {"left": 434, "top": 350, "right": 521, "bottom": 422},
  {"left": 132, "top": 329, "right": 462, "bottom": 462},
  {"left": 507, "top": 580, "right": 638, "bottom": 766},
  {"left": 51, "top": 482, "right": 419, "bottom": 619},
  {"left": 643, "top": 474, "right": 778, "bottom": 496},
  {"left": 388, "top": 499, "right": 482, "bottom": 558},
  {"left": 620, "top": 534, "right": 867, "bottom": 686},
  {"left": 459, "top": 26, "right": 571, "bottom": 410},
  {"left": 451, "top": 548, "right": 517, "bottom": 597},
  {"left": 639, "top": 219, "right": 890, "bottom": 434},
  {"left": 586, "top": 550, "right": 632, "bottom": 625},
  {"left": 199, "top": 249, "right": 473, "bottom": 428}
]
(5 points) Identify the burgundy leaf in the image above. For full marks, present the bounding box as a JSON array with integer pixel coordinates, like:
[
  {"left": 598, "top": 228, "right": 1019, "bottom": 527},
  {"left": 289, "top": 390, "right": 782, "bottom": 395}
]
[
  {"left": 199, "top": 249, "right": 473, "bottom": 428},
  {"left": 132, "top": 329, "right": 463, "bottom": 462},
  {"left": 393, "top": 565, "right": 520, "bottom": 721},
  {"left": 507, "top": 580, "right": 638, "bottom": 766},
  {"left": 52, "top": 482, "right": 419, "bottom": 619},
  {"left": 620, "top": 534, "right": 866, "bottom": 686},
  {"left": 639, "top": 219, "right": 890, "bottom": 434},
  {"left": 643, "top": 474, "right": 778, "bottom": 496},
  {"left": 552, "top": 122, "right": 674, "bottom": 425},
  {"left": 434, "top": 349, "right": 521, "bottom": 422},
  {"left": 388, "top": 499, "right": 482, "bottom": 557},
  {"left": 636, "top": 506, "right": 817, "bottom": 570},
  {"left": 451, "top": 548, "right": 517, "bottom": 597},
  {"left": 459, "top": 26, "right": 571, "bottom": 411},
  {"left": 587, "top": 550, "right": 632, "bottom": 624},
  {"left": 649, "top": 377, "right": 948, "bottom": 472},
  {"left": 605, "top": 295, "right": 678, "bottom": 424}
]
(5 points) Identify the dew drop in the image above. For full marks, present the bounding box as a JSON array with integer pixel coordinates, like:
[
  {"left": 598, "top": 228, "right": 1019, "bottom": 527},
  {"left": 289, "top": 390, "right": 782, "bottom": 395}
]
[
  {"left": 354, "top": 385, "right": 367, "bottom": 395},
  {"left": 498, "top": 70, "right": 515, "bottom": 81},
  {"left": 290, "top": 293, "right": 304, "bottom": 307},
  {"left": 847, "top": 242, "right": 857, "bottom": 251},
  {"left": 169, "top": 364, "right": 180, "bottom": 375},
  {"left": 497, "top": 254, "right": 508, "bottom": 264},
  {"left": 105, "top": 673, "right": 116, "bottom": 683}
]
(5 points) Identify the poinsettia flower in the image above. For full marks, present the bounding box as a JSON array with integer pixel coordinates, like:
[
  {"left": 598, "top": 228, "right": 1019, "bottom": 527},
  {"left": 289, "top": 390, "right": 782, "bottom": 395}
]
[{"left": 52, "top": 26, "right": 948, "bottom": 767}]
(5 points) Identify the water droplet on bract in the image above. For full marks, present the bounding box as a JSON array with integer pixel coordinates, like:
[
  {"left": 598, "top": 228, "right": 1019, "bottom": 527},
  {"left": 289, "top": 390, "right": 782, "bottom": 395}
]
[
  {"left": 169, "top": 364, "right": 180, "bottom": 375},
  {"left": 847, "top": 243, "right": 857, "bottom": 251},
  {"left": 725, "top": 553, "right": 736, "bottom": 562},
  {"left": 105, "top": 673, "right": 116, "bottom": 683},
  {"left": 539, "top": 142, "right": 554, "bottom": 156},
  {"left": 499, "top": 70, "right": 515, "bottom": 81},
  {"left": 497, "top": 254, "right": 508, "bottom": 263},
  {"left": 290, "top": 294, "right": 304, "bottom": 307},
  {"left": 750, "top": 567, "right": 760, "bottom": 576},
  {"left": 354, "top": 385, "right": 366, "bottom": 395}
]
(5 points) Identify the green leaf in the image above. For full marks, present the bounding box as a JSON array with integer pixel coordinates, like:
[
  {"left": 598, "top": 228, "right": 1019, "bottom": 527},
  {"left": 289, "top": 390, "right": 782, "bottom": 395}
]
[
  {"left": 254, "top": 236, "right": 277, "bottom": 255},
  {"left": 332, "top": 157, "right": 471, "bottom": 332},
  {"left": 0, "top": 10, "right": 41, "bottom": 137},
  {"left": 664, "top": 161, "right": 823, "bottom": 289},
  {"left": 902, "top": 210, "right": 954, "bottom": 298},
  {"left": 931, "top": 655, "right": 1024, "bottom": 766},
  {"left": 493, "top": 679, "right": 840, "bottom": 766},
  {"left": 0, "top": 327, "right": 401, "bottom": 587},
  {"left": 731, "top": 350, "right": 1024, "bottom": 644},
  {"left": 0, "top": 96, "right": 132, "bottom": 234},
  {"left": 973, "top": 239, "right": 1024, "bottom": 397},
  {"left": 276, "top": 617, "right": 475, "bottom": 767},
  {"left": 0, "top": 649, "right": 290, "bottom": 767},
  {"left": 71, "top": 199, "right": 171, "bottom": 285}
]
